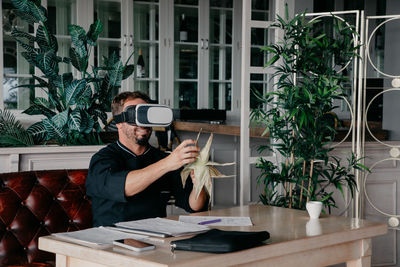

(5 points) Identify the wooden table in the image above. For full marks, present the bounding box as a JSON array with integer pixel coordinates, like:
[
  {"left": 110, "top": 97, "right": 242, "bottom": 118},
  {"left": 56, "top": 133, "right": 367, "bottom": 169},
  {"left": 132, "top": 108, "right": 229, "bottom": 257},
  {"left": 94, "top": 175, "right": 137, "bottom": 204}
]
[{"left": 39, "top": 205, "right": 387, "bottom": 267}]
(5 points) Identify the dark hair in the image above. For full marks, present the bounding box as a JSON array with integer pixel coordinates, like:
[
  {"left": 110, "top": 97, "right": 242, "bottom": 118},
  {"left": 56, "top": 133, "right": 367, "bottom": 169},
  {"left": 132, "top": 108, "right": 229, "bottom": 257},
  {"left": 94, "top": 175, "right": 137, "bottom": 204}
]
[{"left": 111, "top": 91, "right": 151, "bottom": 116}]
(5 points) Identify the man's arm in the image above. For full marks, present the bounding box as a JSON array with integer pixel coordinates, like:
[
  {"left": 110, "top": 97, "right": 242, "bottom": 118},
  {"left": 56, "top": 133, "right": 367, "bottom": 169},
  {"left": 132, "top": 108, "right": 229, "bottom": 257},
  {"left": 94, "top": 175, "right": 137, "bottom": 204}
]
[
  {"left": 188, "top": 170, "right": 208, "bottom": 211},
  {"left": 124, "top": 139, "right": 199, "bottom": 196}
]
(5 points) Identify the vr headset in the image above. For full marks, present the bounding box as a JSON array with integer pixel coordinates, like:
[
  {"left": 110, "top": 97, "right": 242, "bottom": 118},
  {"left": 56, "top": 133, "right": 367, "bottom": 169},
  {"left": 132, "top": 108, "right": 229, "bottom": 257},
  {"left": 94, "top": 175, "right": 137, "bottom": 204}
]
[{"left": 113, "top": 104, "right": 173, "bottom": 127}]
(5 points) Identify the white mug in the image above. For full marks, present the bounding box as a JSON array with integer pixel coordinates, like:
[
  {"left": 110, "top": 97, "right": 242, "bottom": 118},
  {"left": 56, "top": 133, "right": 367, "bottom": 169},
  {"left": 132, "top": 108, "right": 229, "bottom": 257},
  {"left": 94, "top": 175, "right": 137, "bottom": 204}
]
[{"left": 306, "top": 201, "right": 323, "bottom": 219}]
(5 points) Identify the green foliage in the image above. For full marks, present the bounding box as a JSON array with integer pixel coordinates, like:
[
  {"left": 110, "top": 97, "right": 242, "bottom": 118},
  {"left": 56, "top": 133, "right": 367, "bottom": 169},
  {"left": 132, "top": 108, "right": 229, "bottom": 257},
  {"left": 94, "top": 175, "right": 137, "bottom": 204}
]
[
  {"left": 251, "top": 9, "right": 366, "bottom": 211},
  {"left": 7, "top": 0, "right": 134, "bottom": 146},
  {"left": 0, "top": 109, "right": 34, "bottom": 147}
]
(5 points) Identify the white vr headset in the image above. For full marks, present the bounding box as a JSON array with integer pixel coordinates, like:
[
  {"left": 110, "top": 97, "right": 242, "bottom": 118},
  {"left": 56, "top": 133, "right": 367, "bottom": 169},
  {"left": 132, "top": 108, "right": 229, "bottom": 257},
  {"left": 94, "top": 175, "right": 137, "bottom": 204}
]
[{"left": 113, "top": 104, "right": 173, "bottom": 127}]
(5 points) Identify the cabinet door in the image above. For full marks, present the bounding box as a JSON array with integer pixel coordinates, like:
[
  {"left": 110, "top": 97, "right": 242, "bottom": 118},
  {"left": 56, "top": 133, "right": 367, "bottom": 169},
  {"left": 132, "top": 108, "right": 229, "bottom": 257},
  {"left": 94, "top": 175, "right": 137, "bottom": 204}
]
[
  {"left": 209, "top": 1, "right": 234, "bottom": 111},
  {"left": 132, "top": 0, "right": 160, "bottom": 101},
  {"left": 249, "top": 0, "right": 273, "bottom": 111},
  {"left": 47, "top": 0, "right": 77, "bottom": 75},
  {"left": 94, "top": 0, "right": 122, "bottom": 98},
  {"left": 1, "top": 0, "right": 36, "bottom": 110},
  {"left": 173, "top": 0, "right": 200, "bottom": 109},
  {"left": 172, "top": 0, "right": 238, "bottom": 111}
]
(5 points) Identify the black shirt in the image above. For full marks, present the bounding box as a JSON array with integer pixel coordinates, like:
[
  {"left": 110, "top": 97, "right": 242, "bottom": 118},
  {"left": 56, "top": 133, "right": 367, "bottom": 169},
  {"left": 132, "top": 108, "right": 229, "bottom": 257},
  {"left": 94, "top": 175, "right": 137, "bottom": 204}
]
[{"left": 86, "top": 141, "right": 196, "bottom": 226}]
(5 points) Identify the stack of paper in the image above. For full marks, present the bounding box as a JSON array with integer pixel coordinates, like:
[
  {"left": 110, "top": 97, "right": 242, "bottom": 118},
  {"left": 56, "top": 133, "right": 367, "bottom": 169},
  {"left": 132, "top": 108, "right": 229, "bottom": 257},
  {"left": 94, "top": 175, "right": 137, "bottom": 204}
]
[
  {"left": 53, "top": 227, "right": 148, "bottom": 249},
  {"left": 179, "top": 216, "right": 253, "bottom": 226},
  {"left": 115, "top": 217, "right": 209, "bottom": 237}
]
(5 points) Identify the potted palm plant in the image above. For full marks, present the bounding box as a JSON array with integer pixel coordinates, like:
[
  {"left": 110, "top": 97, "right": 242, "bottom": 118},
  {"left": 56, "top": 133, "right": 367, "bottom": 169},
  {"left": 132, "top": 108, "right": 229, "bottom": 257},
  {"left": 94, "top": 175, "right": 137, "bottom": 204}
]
[
  {"left": 0, "top": 0, "right": 134, "bottom": 146},
  {"left": 250, "top": 9, "right": 368, "bottom": 213}
]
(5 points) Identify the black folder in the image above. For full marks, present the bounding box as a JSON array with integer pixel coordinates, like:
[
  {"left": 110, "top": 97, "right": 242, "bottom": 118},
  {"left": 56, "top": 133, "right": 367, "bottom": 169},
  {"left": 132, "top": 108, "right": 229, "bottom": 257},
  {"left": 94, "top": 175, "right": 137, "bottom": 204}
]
[{"left": 170, "top": 229, "right": 270, "bottom": 253}]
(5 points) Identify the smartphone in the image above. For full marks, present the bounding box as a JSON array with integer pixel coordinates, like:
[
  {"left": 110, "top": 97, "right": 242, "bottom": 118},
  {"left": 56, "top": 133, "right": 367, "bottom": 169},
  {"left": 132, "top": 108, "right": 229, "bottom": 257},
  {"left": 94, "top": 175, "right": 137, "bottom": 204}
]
[{"left": 113, "top": 238, "right": 155, "bottom": 252}]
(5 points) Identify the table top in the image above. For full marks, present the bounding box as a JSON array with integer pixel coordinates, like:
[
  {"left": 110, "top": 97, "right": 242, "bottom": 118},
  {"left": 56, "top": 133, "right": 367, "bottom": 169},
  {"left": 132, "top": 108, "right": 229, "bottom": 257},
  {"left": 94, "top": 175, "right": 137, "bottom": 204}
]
[{"left": 39, "top": 204, "right": 387, "bottom": 267}]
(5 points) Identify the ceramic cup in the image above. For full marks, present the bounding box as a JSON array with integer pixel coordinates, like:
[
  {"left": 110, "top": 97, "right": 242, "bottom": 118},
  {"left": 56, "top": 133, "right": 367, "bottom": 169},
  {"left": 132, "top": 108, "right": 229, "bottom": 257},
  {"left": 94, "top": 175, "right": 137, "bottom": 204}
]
[{"left": 306, "top": 201, "right": 322, "bottom": 219}]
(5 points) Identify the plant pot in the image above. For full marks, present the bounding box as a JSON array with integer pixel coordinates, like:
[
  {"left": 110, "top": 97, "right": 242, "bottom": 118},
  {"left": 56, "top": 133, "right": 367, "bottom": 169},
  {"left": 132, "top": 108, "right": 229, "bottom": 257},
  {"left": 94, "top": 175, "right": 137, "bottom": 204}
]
[{"left": 306, "top": 201, "right": 322, "bottom": 219}]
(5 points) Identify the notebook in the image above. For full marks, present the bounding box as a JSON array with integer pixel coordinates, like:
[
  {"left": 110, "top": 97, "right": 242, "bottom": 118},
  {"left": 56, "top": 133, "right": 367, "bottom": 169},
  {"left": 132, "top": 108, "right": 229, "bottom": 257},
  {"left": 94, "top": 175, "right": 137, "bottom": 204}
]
[{"left": 115, "top": 217, "right": 209, "bottom": 237}]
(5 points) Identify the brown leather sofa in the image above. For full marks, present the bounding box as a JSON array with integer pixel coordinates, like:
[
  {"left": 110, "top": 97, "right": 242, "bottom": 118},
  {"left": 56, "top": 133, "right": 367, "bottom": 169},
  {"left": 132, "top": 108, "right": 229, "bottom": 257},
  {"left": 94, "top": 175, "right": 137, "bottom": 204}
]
[{"left": 0, "top": 169, "right": 92, "bottom": 267}]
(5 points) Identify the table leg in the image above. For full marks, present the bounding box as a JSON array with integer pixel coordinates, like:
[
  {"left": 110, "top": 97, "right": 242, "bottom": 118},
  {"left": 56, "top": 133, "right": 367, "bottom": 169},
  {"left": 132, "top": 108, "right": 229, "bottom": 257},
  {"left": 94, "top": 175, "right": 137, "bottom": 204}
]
[
  {"left": 56, "top": 254, "right": 67, "bottom": 267},
  {"left": 346, "top": 239, "right": 371, "bottom": 267}
]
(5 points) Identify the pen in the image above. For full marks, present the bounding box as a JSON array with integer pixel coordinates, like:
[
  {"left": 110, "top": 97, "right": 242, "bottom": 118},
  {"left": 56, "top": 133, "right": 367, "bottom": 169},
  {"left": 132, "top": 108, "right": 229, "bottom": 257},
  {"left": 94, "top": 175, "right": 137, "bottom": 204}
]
[{"left": 198, "top": 219, "right": 222, "bottom": 225}]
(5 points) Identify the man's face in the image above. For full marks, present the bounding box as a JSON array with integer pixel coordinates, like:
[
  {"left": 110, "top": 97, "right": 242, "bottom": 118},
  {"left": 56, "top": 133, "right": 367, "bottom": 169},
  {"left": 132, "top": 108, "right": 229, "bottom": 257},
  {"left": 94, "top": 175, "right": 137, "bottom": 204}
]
[{"left": 119, "top": 98, "right": 152, "bottom": 146}]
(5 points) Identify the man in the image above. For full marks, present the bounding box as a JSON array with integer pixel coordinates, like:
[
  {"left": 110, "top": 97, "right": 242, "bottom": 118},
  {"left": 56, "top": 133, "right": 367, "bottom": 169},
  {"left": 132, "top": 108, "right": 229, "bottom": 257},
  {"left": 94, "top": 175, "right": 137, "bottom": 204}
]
[{"left": 86, "top": 91, "right": 207, "bottom": 226}]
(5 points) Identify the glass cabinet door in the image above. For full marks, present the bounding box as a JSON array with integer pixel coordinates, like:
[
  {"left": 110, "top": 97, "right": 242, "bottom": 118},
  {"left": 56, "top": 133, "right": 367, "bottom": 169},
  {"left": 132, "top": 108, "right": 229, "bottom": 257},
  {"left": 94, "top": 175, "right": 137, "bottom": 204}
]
[
  {"left": 133, "top": 0, "right": 159, "bottom": 101},
  {"left": 250, "top": 0, "right": 272, "bottom": 110},
  {"left": 94, "top": 0, "right": 121, "bottom": 97},
  {"left": 94, "top": 0, "right": 121, "bottom": 61},
  {"left": 174, "top": 0, "right": 199, "bottom": 109},
  {"left": 2, "top": 0, "right": 35, "bottom": 109},
  {"left": 48, "top": 0, "right": 76, "bottom": 74},
  {"left": 209, "top": 0, "right": 233, "bottom": 110}
]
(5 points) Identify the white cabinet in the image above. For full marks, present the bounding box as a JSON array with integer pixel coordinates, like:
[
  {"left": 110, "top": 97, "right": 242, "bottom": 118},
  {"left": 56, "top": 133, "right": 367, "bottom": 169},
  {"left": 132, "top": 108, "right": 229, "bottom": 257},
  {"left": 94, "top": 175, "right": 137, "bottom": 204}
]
[
  {"left": 1, "top": 0, "right": 273, "bottom": 121},
  {"left": 131, "top": 0, "right": 240, "bottom": 114},
  {"left": 0, "top": 145, "right": 104, "bottom": 173}
]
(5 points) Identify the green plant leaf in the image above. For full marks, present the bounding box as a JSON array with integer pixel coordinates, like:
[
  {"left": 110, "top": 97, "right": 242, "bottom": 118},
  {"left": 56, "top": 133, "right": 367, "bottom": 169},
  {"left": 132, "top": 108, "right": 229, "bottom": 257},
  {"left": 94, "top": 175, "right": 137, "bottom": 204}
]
[
  {"left": 68, "top": 24, "right": 86, "bottom": 47},
  {"left": 35, "top": 50, "right": 59, "bottom": 78},
  {"left": 68, "top": 109, "right": 82, "bottom": 131},
  {"left": 36, "top": 24, "right": 58, "bottom": 52},
  {"left": 108, "top": 60, "right": 124, "bottom": 87},
  {"left": 51, "top": 109, "right": 69, "bottom": 128},
  {"left": 80, "top": 110, "right": 95, "bottom": 134},
  {"left": 0, "top": 109, "right": 34, "bottom": 147},
  {"left": 13, "top": 9, "right": 39, "bottom": 24},
  {"left": 42, "top": 118, "right": 65, "bottom": 141},
  {"left": 87, "top": 19, "right": 103, "bottom": 46},
  {"left": 92, "top": 108, "right": 107, "bottom": 127},
  {"left": 74, "top": 84, "right": 92, "bottom": 107},
  {"left": 23, "top": 104, "right": 56, "bottom": 118},
  {"left": 11, "top": 0, "right": 47, "bottom": 22},
  {"left": 11, "top": 28, "right": 36, "bottom": 43},
  {"left": 122, "top": 64, "right": 135, "bottom": 80},
  {"left": 264, "top": 54, "right": 279, "bottom": 68},
  {"left": 65, "top": 79, "right": 87, "bottom": 106},
  {"left": 27, "top": 121, "right": 47, "bottom": 143},
  {"left": 21, "top": 51, "right": 37, "bottom": 66},
  {"left": 69, "top": 47, "right": 87, "bottom": 72},
  {"left": 68, "top": 24, "right": 87, "bottom": 61},
  {"left": 34, "top": 97, "right": 50, "bottom": 108}
]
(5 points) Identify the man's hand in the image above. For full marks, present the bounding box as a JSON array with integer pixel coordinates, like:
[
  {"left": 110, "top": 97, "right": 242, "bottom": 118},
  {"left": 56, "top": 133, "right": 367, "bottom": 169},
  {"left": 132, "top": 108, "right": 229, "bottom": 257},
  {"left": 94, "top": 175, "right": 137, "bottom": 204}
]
[{"left": 164, "top": 139, "right": 199, "bottom": 171}]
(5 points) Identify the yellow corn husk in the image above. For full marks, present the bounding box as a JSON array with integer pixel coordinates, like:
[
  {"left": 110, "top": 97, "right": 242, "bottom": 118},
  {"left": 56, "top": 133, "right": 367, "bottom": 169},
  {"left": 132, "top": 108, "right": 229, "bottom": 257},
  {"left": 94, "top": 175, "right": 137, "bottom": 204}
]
[{"left": 180, "top": 133, "right": 235, "bottom": 201}]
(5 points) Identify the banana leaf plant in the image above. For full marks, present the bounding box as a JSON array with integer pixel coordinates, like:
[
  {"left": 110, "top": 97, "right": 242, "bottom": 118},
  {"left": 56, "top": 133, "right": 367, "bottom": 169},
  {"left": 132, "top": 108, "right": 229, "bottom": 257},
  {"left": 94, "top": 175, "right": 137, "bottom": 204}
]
[
  {"left": 6, "top": 0, "right": 134, "bottom": 145},
  {"left": 250, "top": 8, "right": 368, "bottom": 213}
]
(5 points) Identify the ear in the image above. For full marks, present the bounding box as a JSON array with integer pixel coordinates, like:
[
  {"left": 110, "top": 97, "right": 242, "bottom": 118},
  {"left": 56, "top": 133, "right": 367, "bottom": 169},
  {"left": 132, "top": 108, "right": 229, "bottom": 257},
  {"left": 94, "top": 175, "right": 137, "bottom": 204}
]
[{"left": 116, "top": 122, "right": 123, "bottom": 131}]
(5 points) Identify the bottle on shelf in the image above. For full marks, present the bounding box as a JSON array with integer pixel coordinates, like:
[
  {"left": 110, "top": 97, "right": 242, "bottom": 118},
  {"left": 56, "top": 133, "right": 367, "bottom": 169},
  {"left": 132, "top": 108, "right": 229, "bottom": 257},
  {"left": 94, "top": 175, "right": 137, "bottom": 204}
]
[
  {"left": 179, "top": 13, "right": 188, "bottom": 42},
  {"left": 136, "top": 48, "right": 145, "bottom": 78}
]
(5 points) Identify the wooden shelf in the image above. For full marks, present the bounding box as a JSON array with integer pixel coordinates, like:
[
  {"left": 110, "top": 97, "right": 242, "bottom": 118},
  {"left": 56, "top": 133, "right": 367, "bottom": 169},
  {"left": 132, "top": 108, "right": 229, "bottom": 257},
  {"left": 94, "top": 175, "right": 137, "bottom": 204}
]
[{"left": 172, "top": 121, "right": 268, "bottom": 138}]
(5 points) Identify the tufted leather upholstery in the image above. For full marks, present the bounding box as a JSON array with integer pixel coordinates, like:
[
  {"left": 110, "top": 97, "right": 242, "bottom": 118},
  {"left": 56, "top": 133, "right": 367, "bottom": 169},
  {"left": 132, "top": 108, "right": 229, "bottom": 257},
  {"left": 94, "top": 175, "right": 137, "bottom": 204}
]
[{"left": 0, "top": 169, "right": 92, "bottom": 267}]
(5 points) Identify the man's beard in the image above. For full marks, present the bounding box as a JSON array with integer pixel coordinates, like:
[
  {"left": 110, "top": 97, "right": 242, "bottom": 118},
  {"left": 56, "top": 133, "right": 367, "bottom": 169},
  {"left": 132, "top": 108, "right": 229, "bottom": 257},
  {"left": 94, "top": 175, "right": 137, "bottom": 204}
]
[
  {"left": 122, "top": 124, "right": 151, "bottom": 146},
  {"left": 136, "top": 136, "right": 149, "bottom": 146}
]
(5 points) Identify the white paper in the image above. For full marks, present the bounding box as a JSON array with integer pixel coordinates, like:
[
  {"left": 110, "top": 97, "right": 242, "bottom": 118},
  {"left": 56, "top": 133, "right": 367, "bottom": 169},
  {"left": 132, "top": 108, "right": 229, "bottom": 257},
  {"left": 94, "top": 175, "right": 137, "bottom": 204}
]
[
  {"left": 178, "top": 216, "right": 253, "bottom": 226},
  {"left": 53, "top": 227, "right": 148, "bottom": 248},
  {"left": 115, "top": 217, "right": 209, "bottom": 237}
]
